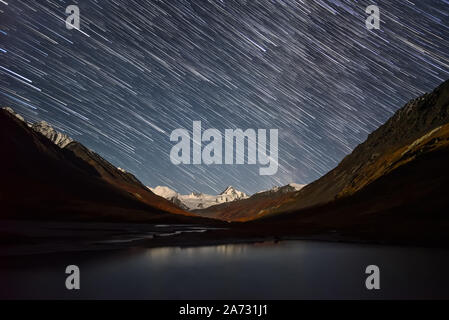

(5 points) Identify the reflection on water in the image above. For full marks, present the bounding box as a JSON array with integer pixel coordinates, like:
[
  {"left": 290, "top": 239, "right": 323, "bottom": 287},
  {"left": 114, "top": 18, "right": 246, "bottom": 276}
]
[
  {"left": 1, "top": 241, "right": 449, "bottom": 299},
  {"left": 144, "top": 244, "right": 251, "bottom": 260}
]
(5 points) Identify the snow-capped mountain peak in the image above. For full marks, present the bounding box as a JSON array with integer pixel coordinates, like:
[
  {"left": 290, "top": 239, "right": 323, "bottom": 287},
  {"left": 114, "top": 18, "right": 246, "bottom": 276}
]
[
  {"left": 186, "top": 192, "right": 204, "bottom": 198},
  {"left": 149, "top": 183, "right": 305, "bottom": 211},
  {"left": 287, "top": 183, "right": 306, "bottom": 191},
  {"left": 32, "top": 121, "right": 73, "bottom": 148},
  {"left": 3, "top": 107, "right": 73, "bottom": 148},
  {"left": 220, "top": 186, "right": 247, "bottom": 198},
  {"left": 254, "top": 183, "right": 306, "bottom": 196},
  {"left": 3, "top": 107, "right": 26, "bottom": 123},
  {"left": 148, "top": 186, "right": 179, "bottom": 199},
  {"left": 220, "top": 186, "right": 235, "bottom": 194},
  {"left": 149, "top": 185, "right": 248, "bottom": 210}
]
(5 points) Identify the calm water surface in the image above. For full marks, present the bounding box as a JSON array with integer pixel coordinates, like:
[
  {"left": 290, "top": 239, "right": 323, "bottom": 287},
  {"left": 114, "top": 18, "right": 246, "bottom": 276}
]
[{"left": 1, "top": 240, "right": 449, "bottom": 299}]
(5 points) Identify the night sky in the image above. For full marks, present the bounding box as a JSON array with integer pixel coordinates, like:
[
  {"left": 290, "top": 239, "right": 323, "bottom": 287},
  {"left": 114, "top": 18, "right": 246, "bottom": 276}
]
[{"left": 1, "top": 0, "right": 448, "bottom": 195}]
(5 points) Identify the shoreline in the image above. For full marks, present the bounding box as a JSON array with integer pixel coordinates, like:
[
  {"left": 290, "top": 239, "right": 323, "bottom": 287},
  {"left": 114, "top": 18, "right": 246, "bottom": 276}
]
[{"left": 1, "top": 220, "right": 449, "bottom": 258}]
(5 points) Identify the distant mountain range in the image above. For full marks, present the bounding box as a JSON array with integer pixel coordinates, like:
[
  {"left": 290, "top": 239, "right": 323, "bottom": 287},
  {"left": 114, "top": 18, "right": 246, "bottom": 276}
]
[
  {"left": 149, "top": 184, "right": 305, "bottom": 211},
  {"left": 190, "top": 183, "right": 307, "bottom": 221},
  {"left": 149, "top": 185, "right": 248, "bottom": 210}
]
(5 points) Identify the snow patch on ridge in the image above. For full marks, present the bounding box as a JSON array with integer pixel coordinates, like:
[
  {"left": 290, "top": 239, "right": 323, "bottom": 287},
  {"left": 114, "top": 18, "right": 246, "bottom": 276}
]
[{"left": 31, "top": 121, "right": 73, "bottom": 148}]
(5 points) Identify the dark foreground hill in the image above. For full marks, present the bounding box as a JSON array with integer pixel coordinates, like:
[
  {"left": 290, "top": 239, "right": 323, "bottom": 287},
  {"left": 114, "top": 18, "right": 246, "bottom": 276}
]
[
  {"left": 195, "top": 79, "right": 449, "bottom": 224},
  {"left": 244, "top": 122, "right": 449, "bottom": 245},
  {"left": 0, "top": 108, "right": 208, "bottom": 223}
]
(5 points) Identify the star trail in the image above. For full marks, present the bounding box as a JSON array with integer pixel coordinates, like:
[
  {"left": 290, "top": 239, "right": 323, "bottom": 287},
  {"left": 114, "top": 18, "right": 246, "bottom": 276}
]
[{"left": 1, "top": 0, "right": 448, "bottom": 195}]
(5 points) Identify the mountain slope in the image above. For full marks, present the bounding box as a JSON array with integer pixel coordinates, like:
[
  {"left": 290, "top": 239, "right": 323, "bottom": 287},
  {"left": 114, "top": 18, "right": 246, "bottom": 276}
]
[
  {"left": 193, "top": 79, "right": 449, "bottom": 222},
  {"left": 32, "top": 121, "right": 73, "bottom": 148},
  {"left": 147, "top": 186, "right": 189, "bottom": 210},
  {"left": 0, "top": 107, "right": 198, "bottom": 222},
  {"left": 63, "top": 141, "right": 190, "bottom": 215},
  {"left": 248, "top": 126, "right": 449, "bottom": 244},
  {"left": 271, "top": 78, "right": 449, "bottom": 215}
]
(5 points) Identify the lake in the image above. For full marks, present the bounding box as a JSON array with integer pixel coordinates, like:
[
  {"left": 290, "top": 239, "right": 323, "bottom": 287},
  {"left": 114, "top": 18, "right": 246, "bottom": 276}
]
[{"left": 1, "top": 240, "right": 448, "bottom": 299}]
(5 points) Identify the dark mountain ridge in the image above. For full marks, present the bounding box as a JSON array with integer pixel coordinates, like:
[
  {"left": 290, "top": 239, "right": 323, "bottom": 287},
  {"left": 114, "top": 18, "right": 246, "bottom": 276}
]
[
  {"left": 194, "top": 79, "right": 449, "bottom": 221},
  {"left": 249, "top": 129, "right": 449, "bottom": 245},
  {"left": 0, "top": 107, "right": 204, "bottom": 223},
  {"left": 287, "top": 79, "right": 449, "bottom": 211}
]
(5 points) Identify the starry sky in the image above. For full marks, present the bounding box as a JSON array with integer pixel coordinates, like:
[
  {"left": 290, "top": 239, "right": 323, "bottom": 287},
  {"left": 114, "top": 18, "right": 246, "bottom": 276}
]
[{"left": 1, "top": 0, "right": 449, "bottom": 195}]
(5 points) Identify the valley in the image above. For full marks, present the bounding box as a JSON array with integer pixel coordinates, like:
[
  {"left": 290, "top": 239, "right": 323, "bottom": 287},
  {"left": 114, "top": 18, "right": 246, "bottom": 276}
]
[{"left": 1, "top": 79, "right": 449, "bottom": 250}]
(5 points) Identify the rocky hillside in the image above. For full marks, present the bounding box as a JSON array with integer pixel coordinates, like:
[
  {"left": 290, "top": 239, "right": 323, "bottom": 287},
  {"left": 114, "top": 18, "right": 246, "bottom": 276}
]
[
  {"left": 248, "top": 121, "right": 449, "bottom": 245},
  {"left": 0, "top": 107, "right": 200, "bottom": 222},
  {"left": 195, "top": 79, "right": 449, "bottom": 221},
  {"left": 277, "top": 78, "right": 449, "bottom": 213},
  {"left": 251, "top": 183, "right": 305, "bottom": 199},
  {"left": 2, "top": 107, "right": 73, "bottom": 148},
  {"left": 32, "top": 121, "right": 73, "bottom": 148}
]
